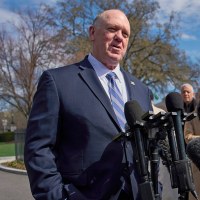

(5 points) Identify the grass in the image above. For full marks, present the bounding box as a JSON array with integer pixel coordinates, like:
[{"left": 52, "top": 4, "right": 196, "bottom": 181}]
[
  {"left": 0, "top": 142, "right": 15, "bottom": 157},
  {"left": 0, "top": 142, "right": 26, "bottom": 170}
]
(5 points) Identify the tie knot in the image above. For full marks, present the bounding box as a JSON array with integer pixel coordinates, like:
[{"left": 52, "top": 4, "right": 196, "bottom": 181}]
[{"left": 106, "top": 72, "right": 117, "bottom": 81}]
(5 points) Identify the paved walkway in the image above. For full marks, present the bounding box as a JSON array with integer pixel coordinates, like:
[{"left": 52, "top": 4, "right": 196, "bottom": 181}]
[
  {"left": 0, "top": 157, "right": 34, "bottom": 200},
  {"left": 159, "top": 160, "right": 179, "bottom": 200},
  {"left": 0, "top": 170, "right": 34, "bottom": 200},
  {"left": 0, "top": 157, "right": 180, "bottom": 200}
]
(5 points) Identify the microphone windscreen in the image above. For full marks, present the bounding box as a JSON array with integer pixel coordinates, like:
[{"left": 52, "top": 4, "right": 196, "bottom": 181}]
[
  {"left": 186, "top": 138, "right": 200, "bottom": 171},
  {"left": 165, "top": 92, "right": 184, "bottom": 112},
  {"left": 124, "top": 100, "right": 144, "bottom": 128}
]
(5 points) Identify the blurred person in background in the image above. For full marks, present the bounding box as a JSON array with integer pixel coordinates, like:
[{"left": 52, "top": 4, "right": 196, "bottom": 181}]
[
  {"left": 184, "top": 88, "right": 200, "bottom": 200},
  {"left": 181, "top": 83, "right": 197, "bottom": 113}
]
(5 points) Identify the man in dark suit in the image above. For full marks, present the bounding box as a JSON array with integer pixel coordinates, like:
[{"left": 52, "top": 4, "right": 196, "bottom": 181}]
[{"left": 24, "top": 9, "right": 153, "bottom": 200}]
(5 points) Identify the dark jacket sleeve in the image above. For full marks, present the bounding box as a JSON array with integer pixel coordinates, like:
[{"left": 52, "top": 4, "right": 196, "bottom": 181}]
[{"left": 24, "top": 71, "right": 77, "bottom": 200}]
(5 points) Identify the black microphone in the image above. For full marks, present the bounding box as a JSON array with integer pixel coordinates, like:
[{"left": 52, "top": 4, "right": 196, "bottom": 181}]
[
  {"left": 186, "top": 138, "right": 200, "bottom": 171},
  {"left": 165, "top": 92, "right": 184, "bottom": 112},
  {"left": 124, "top": 100, "right": 147, "bottom": 176},
  {"left": 124, "top": 100, "right": 155, "bottom": 200},
  {"left": 165, "top": 92, "right": 186, "bottom": 160},
  {"left": 166, "top": 92, "right": 199, "bottom": 199},
  {"left": 124, "top": 100, "right": 144, "bottom": 127}
]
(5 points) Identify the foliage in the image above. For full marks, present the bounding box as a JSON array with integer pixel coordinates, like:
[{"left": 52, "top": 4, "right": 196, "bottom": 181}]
[
  {"left": 0, "top": 0, "right": 199, "bottom": 117},
  {"left": 45, "top": 0, "right": 199, "bottom": 94},
  {"left": 1, "top": 160, "right": 26, "bottom": 170},
  {"left": 0, "top": 132, "right": 14, "bottom": 142},
  {"left": 0, "top": 7, "right": 67, "bottom": 118}
]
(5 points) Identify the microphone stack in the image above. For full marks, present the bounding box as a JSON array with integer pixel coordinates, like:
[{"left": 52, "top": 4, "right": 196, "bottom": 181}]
[{"left": 123, "top": 92, "right": 199, "bottom": 200}]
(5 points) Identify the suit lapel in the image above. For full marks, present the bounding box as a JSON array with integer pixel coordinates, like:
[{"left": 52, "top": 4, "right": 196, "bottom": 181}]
[
  {"left": 121, "top": 69, "right": 136, "bottom": 101},
  {"left": 78, "top": 60, "right": 120, "bottom": 130}
]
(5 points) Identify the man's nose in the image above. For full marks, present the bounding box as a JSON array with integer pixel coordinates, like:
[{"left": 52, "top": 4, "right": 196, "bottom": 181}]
[{"left": 114, "top": 31, "right": 123, "bottom": 41}]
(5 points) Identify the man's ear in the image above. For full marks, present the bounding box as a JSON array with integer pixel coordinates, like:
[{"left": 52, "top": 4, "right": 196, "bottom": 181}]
[{"left": 89, "top": 26, "right": 95, "bottom": 41}]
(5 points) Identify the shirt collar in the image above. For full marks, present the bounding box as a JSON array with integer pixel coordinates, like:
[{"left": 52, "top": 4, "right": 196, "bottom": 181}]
[{"left": 88, "top": 53, "right": 122, "bottom": 82}]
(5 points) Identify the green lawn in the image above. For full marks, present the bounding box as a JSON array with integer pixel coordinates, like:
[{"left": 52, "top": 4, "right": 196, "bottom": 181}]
[{"left": 0, "top": 142, "right": 15, "bottom": 157}]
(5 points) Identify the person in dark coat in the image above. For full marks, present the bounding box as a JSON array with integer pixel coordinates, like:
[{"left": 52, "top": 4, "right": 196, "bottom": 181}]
[{"left": 24, "top": 9, "right": 154, "bottom": 200}]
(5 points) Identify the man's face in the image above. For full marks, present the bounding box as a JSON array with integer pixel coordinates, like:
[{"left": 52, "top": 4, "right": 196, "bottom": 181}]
[
  {"left": 89, "top": 10, "right": 130, "bottom": 69},
  {"left": 181, "top": 86, "right": 194, "bottom": 104}
]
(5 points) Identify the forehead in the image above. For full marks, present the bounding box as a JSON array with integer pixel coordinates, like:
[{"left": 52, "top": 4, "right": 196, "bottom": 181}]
[
  {"left": 96, "top": 11, "right": 130, "bottom": 33},
  {"left": 181, "top": 86, "right": 193, "bottom": 93}
]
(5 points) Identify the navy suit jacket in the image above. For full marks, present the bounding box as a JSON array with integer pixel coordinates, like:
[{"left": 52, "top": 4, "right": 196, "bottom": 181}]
[{"left": 24, "top": 56, "right": 152, "bottom": 200}]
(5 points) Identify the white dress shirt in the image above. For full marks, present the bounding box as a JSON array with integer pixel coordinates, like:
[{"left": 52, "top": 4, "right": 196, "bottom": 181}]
[{"left": 88, "top": 54, "right": 128, "bottom": 103}]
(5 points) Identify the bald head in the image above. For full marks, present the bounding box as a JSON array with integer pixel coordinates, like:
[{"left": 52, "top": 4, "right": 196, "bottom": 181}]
[
  {"left": 89, "top": 9, "right": 130, "bottom": 69},
  {"left": 93, "top": 9, "right": 130, "bottom": 28}
]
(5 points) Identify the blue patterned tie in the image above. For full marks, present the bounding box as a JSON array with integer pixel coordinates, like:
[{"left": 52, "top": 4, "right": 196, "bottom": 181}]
[{"left": 106, "top": 72, "right": 126, "bottom": 131}]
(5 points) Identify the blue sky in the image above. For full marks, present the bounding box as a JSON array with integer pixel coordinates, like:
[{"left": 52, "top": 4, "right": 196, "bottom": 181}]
[
  {"left": 0, "top": 0, "right": 200, "bottom": 63},
  {"left": 156, "top": 0, "right": 200, "bottom": 62}
]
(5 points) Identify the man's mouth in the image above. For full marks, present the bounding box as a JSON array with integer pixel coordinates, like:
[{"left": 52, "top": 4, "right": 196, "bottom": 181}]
[{"left": 112, "top": 44, "right": 121, "bottom": 49}]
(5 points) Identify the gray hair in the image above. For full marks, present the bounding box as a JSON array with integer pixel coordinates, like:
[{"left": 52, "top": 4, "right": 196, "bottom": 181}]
[{"left": 181, "top": 83, "right": 194, "bottom": 93}]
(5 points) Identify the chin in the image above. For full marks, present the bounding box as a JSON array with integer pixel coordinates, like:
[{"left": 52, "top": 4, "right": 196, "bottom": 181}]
[{"left": 109, "top": 54, "right": 122, "bottom": 62}]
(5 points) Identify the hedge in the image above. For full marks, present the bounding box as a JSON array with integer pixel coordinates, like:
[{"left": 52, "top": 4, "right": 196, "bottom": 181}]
[{"left": 0, "top": 132, "right": 15, "bottom": 142}]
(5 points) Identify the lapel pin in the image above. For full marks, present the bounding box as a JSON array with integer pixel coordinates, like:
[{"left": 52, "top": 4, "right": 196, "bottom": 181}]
[{"left": 131, "top": 81, "right": 135, "bottom": 85}]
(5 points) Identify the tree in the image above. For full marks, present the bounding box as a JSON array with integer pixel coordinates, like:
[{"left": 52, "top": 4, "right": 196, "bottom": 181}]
[
  {"left": 0, "top": 0, "right": 199, "bottom": 120},
  {"left": 123, "top": 0, "right": 199, "bottom": 93},
  {"left": 45, "top": 0, "right": 199, "bottom": 95},
  {"left": 0, "top": 7, "right": 66, "bottom": 119},
  {"left": 43, "top": 0, "right": 93, "bottom": 63}
]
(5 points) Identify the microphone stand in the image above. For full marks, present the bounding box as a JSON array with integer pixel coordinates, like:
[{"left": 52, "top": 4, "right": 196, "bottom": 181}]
[
  {"left": 170, "top": 111, "right": 199, "bottom": 200},
  {"left": 122, "top": 99, "right": 198, "bottom": 200},
  {"left": 165, "top": 122, "right": 189, "bottom": 200},
  {"left": 148, "top": 129, "right": 162, "bottom": 200},
  {"left": 114, "top": 124, "right": 155, "bottom": 200},
  {"left": 142, "top": 111, "right": 169, "bottom": 200},
  {"left": 148, "top": 111, "right": 199, "bottom": 200},
  {"left": 142, "top": 111, "right": 199, "bottom": 200},
  {"left": 130, "top": 121, "right": 155, "bottom": 200}
]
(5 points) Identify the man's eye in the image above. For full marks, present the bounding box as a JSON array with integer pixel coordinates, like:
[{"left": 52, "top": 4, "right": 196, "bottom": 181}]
[
  {"left": 108, "top": 28, "right": 116, "bottom": 32},
  {"left": 123, "top": 33, "right": 129, "bottom": 38}
]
